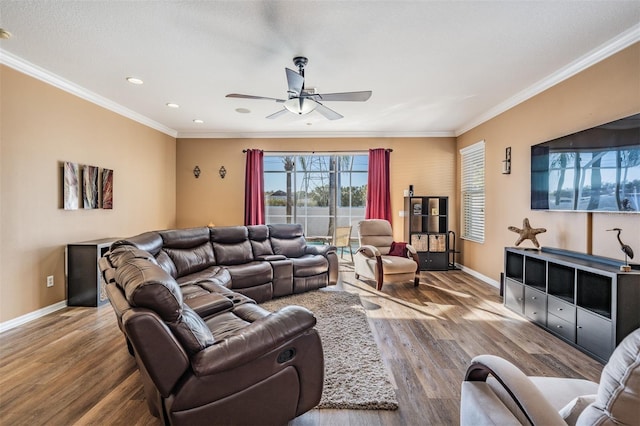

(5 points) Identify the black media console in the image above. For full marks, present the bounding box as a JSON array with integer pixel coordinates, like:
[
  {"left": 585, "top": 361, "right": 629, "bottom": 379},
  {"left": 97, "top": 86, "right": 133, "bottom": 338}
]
[{"left": 504, "top": 246, "right": 639, "bottom": 363}]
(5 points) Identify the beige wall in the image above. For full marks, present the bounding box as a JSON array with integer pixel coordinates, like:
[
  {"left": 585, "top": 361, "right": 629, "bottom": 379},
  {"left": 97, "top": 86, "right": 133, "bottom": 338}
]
[
  {"left": 2, "top": 42, "right": 638, "bottom": 324},
  {"left": 0, "top": 66, "right": 177, "bottom": 322},
  {"left": 457, "top": 43, "right": 640, "bottom": 282},
  {"left": 176, "top": 137, "right": 457, "bottom": 242}
]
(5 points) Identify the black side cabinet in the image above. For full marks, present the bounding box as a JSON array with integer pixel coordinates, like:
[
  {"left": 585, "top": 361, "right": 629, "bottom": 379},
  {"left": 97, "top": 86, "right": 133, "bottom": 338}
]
[
  {"left": 504, "top": 246, "right": 640, "bottom": 363},
  {"left": 67, "top": 238, "right": 118, "bottom": 307}
]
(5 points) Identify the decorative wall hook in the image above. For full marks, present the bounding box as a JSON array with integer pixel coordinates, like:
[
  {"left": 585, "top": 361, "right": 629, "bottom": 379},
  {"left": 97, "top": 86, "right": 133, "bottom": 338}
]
[
  {"left": 219, "top": 166, "right": 227, "bottom": 179},
  {"left": 502, "top": 147, "right": 511, "bottom": 174},
  {"left": 193, "top": 166, "right": 201, "bottom": 178}
]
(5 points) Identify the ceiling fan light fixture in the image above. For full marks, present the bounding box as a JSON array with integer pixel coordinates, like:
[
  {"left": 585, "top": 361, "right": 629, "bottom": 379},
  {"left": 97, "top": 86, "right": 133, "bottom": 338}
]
[{"left": 284, "top": 97, "right": 317, "bottom": 115}]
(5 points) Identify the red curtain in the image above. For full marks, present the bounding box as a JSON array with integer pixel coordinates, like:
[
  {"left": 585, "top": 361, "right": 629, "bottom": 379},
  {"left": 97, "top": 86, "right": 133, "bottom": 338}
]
[
  {"left": 244, "top": 149, "right": 265, "bottom": 225},
  {"left": 365, "top": 148, "right": 391, "bottom": 222}
]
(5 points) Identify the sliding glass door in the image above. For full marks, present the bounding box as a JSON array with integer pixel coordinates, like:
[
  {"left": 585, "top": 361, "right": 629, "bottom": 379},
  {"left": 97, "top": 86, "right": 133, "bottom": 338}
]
[{"left": 264, "top": 153, "right": 367, "bottom": 238}]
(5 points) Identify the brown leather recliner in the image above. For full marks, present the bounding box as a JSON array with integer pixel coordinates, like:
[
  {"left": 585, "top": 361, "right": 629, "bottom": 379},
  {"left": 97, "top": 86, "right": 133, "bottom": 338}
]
[{"left": 103, "top": 248, "right": 324, "bottom": 426}]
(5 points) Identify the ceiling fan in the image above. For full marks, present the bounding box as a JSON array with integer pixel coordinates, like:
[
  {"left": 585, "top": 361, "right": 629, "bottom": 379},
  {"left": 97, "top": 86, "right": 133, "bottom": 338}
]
[{"left": 226, "top": 56, "right": 372, "bottom": 120}]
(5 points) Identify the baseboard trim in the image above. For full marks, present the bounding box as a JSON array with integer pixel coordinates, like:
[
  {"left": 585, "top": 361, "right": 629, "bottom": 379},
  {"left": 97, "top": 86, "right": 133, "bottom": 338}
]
[
  {"left": 0, "top": 301, "right": 68, "bottom": 334},
  {"left": 456, "top": 264, "right": 500, "bottom": 289},
  {"left": 0, "top": 265, "right": 497, "bottom": 333}
]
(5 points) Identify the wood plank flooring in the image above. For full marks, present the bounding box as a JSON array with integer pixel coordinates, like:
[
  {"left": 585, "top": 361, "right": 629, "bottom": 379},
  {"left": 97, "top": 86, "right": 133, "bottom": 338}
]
[{"left": 0, "top": 268, "right": 604, "bottom": 425}]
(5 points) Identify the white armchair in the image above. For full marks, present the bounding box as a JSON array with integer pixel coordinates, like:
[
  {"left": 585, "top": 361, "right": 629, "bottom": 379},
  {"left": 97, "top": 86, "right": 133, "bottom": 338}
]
[
  {"left": 354, "top": 219, "right": 420, "bottom": 291},
  {"left": 460, "top": 327, "right": 640, "bottom": 425}
]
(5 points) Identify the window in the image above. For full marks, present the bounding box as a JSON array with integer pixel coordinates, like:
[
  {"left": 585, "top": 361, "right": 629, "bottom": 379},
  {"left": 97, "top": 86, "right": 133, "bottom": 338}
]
[
  {"left": 460, "top": 141, "right": 485, "bottom": 243},
  {"left": 264, "top": 153, "right": 368, "bottom": 238}
]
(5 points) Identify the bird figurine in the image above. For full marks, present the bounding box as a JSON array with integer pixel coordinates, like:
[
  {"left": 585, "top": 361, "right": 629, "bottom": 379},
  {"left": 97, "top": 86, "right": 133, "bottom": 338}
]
[{"left": 607, "top": 228, "right": 634, "bottom": 272}]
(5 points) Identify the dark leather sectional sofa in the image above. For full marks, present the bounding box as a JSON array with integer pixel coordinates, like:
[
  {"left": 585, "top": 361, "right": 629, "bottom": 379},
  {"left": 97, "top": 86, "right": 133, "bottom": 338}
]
[
  {"left": 99, "top": 223, "right": 336, "bottom": 425},
  {"left": 108, "top": 223, "right": 338, "bottom": 305}
]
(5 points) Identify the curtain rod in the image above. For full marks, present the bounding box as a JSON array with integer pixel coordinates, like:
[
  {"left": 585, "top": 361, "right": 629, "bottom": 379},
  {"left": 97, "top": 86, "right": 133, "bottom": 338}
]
[{"left": 242, "top": 149, "right": 392, "bottom": 153}]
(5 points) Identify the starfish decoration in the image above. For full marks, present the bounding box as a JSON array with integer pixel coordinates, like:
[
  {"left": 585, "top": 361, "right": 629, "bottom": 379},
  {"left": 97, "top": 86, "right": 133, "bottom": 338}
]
[{"left": 508, "top": 218, "right": 547, "bottom": 248}]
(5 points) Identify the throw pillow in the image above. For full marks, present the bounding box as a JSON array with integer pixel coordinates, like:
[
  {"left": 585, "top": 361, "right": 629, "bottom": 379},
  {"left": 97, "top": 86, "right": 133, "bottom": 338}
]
[
  {"left": 388, "top": 241, "right": 408, "bottom": 257},
  {"left": 559, "top": 394, "right": 597, "bottom": 426},
  {"left": 576, "top": 328, "right": 640, "bottom": 426}
]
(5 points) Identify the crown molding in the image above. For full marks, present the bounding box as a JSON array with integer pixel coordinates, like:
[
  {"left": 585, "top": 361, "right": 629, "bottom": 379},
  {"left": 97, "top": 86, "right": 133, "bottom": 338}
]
[
  {"left": 0, "top": 49, "right": 178, "bottom": 138},
  {"left": 455, "top": 24, "right": 640, "bottom": 137},
  {"left": 176, "top": 130, "right": 456, "bottom": 139}
]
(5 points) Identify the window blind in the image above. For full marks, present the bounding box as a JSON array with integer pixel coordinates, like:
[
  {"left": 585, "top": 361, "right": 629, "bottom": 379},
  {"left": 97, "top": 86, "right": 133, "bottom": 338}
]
[{"left": 460, "top": 141, "right": 485, "bottom": 243}]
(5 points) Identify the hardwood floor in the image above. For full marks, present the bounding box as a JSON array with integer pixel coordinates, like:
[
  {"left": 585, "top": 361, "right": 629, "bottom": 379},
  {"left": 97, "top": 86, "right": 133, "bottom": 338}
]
[{"left": 0, "top": 268, "right": 604, "bottom": 426}]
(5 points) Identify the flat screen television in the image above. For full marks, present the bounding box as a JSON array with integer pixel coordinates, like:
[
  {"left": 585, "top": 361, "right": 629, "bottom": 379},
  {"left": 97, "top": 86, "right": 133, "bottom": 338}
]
[{"left": 531, "top": 113, "right": 640, "bottom": 212}]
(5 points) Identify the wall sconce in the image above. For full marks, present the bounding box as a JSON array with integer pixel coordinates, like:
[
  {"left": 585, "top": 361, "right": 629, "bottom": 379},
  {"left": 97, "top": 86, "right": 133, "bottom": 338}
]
[
  {"left": 219, "top": 166, "right": 227, "bottom": 179},
  {"left": 193, "top": 166, "right": 201, "bottom": 178},
  {"left": 502, "top": 147, "right": 511, "bottom": 174}
]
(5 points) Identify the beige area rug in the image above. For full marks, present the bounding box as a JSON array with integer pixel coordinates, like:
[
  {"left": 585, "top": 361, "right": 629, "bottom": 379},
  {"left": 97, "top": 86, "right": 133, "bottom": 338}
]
[{"left": 261, "top": 290, "right": 398, "bottom": 410}]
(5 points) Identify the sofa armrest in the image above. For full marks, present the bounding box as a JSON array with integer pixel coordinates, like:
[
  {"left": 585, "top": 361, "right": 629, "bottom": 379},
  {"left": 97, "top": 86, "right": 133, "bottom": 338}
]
[
  {"left": 305, "top": 244, "right": 337, "bottom": 256},
  {"left": 464, "top": 354, "right": 566, "bottom": 425},
  {"left": 185, "top": 293, "right": 234, "bottom": 318},
  {"left": 255, "top": 254, "right": 287, "bottom": 261},
  {"left": 191, "top": 306, "right": 317, "bottom": 376},
  {"left": 356, "top": 245, "right": 381, "bottom": 258},
  {"left": 406, "top": 244, "right": 417, "bottom": 255}
]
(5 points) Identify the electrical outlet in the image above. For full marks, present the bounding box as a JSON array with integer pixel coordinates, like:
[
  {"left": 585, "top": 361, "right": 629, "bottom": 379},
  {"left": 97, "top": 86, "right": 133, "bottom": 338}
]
[{"left": 46, "top": 275, "right": 54, "bottom": 287}]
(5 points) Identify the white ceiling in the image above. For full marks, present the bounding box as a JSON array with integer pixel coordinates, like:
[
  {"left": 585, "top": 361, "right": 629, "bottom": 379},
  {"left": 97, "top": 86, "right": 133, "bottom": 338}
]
[{"left": 1, "top": 1, "right": 639, "bottom": 138}]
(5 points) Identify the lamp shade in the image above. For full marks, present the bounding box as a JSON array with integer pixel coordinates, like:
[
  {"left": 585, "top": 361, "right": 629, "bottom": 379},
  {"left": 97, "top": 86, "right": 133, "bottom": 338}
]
[{"left": 284, "top": 97, "right": 317, "bottom": 115}]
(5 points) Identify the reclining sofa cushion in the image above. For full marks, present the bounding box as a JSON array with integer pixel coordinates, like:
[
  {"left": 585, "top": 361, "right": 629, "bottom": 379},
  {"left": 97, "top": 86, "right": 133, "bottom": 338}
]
[
  {"left": 107, "top": 245, "right": 158, "bottom": 270},
  {"left": 268, "top": 224, "right": 333, "bottom": 293},
  {"left": 290, "top": 255, "right": 329, "bottom": 277},
  {"left": 176, "top": 266, "right": 232, "bottom": 301},
  {"left": 248, "top": 225, "right": 276, "bottom": 258},
  {"left": 160, "top": 228, "right": 216, "bottom": 278},
  {"left": 209, "top": 226, "right": 254, "bottom": 265},
  {"left": 268, "top": 223, "right": 307, "bottom": 258},
  {"left": 112, "top": 231, "right": 164, "bottom": 256},
  {"left": 210, "top": 225, "right": 274, "bottom": 302},
  {"left": 115, "top": 257, "right": 215, "bottom": 355}
]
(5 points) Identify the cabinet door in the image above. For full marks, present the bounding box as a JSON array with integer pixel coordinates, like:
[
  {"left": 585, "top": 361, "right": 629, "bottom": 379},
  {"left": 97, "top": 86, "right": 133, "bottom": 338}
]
[
  {"left": 505, "top": 279, "right": 524, "bottom": 314},
  {"left": 524, "top": 287, "right": 547, "bottom": 326},
  {"left": 427, "top": 252, "right": 448, "bottom": 270},
  {"left": 547, "top": 313, "right": 576, "bottom": 342},
  {"left": 577, "top": 308, "right": 614, "bottom": 362},
  {"left": 417, "top": 252, "right": 429, "bottom": 270},
  {"left": 417, "top": 252, "right": 448, "bottom": 271}
]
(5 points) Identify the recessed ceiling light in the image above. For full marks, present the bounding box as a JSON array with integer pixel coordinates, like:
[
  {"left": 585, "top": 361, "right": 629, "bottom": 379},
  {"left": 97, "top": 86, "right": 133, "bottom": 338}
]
[
  {"left": 0, "top": 28, "right": 12, "bottom": 39},
  {"left": 193, "top": 119, "right": 204, "bottom": 124},
  {"left": 166, "top": 103, "right": 180, "bottom": 108},
  {"left": 235, "top": 108, "right": 251, "bottom": 114},
  {"left": 126, "top": 77, "right": 144, "bottom": 85}
]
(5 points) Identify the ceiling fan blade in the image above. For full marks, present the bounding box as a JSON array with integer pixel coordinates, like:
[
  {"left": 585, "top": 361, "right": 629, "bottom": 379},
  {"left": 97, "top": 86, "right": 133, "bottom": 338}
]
[
  {"left": 313, "top": 102, "right": 343, "bottom": 120},
  {"left": 285, "top": 68, "right": 304, "bottom": 96},
  {"left": 316, "top": 91, "right": 372, "bottom": 102},
  {"left": 266, "top": 109, "right": 289, "bottom": 120},
  {"left": 226, "top": 93, "right": 285, "bottom": 102}
]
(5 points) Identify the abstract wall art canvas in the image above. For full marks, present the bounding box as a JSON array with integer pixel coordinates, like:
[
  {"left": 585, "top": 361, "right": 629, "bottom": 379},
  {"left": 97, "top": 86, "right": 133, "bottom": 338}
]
[
  {"left": 63, "top": 161, "right": 80, "bottom": 210},
  {"left": 83, "top": 165, "right": 99, "bottom": 209},
  {"left": 102, "top": 168, "right": 113, "bottom": 209}
]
